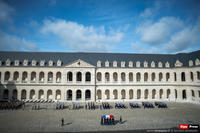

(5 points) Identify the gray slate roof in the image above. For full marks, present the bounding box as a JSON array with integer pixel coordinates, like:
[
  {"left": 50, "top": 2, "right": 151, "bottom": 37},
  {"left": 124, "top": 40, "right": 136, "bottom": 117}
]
[{"left": 0, "top": 50, "right": 200, "bottom": 68}]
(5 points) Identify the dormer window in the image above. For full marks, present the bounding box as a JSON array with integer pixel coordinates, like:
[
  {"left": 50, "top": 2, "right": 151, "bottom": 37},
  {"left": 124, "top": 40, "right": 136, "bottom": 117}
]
[
  {"left": 105, "top": 60, "right": 109, "bottom": 67},
  {"left": 32, "top": 60, "right": 36, "bottom": 66},
  {"left": 151, "top": 61, "right": 155, "bottom": 68},
  {"left": 136, "top": 61, "right": 140, "bottom": 67},
  {"left": 57, "top": 60, "right": 62, "bottom": 66},
  {"left": 6, "top": 59, "right": 11, "bottom": 66},
  {"left": 144, "top": 61, "right": 148, "bottom": 68},
  {"left": 165, "top": 62, "right": 170, "bottom": 68},
  {"left": 40, "top": 60, "right": 45, "bottom": 66},
  {"left": 189, "top": 60, "right": 193, "bottom": 66},
  {"left": 195, "top": 58, "right": 200, "bottom": 66},
  {"left": 15, "top": 60, "right": 19, "bottom": 66},
  {"left": 49, "top": 60, "right": 53, "bottom": 66},
  {"left": 175, "top": 60, "right": 183, "bottom": 67},
  {"left": 158, "top": 61, "right": 163, "bottom": 68},
  {"left": 129, "top": 61, "right": 133, "bottom": 67},
  {"left": 121, "top": 61, "right": 125, "bottom": 67},
  {"left": 113, "top": 61, "right": 117, "bottom": 67},
  {"left": 23, "top": 59, "right": 28, "bottom": 66},
  {"left": 97, "top": 60, "right": 101, "bottom": 67}
]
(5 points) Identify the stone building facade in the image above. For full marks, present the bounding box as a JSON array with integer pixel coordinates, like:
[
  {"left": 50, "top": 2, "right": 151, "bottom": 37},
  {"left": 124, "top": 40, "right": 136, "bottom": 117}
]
[{"left": 0, "top": 51, "right": 200, "bottom": 103}]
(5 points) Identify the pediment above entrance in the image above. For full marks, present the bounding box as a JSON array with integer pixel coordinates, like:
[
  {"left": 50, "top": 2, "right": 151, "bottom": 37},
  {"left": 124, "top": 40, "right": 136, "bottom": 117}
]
[{"left": 65, "top": 59, "right": 95, "bottom": 68}]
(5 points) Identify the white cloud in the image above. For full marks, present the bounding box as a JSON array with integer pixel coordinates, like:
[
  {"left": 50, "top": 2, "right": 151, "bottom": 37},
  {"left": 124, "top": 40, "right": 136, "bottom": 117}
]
[
  {"left": 0, "top": 0, "right": 15, "bottom": 25},
  {"left": 40, "top": 19, "right": 123, "bottom": 52},
  {"left": 136, "top": 17, "right": 183, "bottom": 44},
  {"left": 140, "top": 8, "right": 153, "bottom": 18},
  {"left": 164, "top": 18, "right": 200, "bottom": 53},
  {"left": 0, "top": 31, "right": 38, "bottom": 51}
]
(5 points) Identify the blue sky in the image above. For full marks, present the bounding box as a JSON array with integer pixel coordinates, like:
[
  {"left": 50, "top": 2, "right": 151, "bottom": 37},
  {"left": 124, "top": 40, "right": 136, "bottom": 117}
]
[{"left": 0, "top": 0, "right": 200, "bottom": 54}]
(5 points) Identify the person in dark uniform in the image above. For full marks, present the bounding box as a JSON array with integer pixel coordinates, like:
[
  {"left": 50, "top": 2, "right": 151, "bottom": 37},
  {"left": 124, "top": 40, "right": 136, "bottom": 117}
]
[
  {"left": 61, "top": 118, "right": 64, "bottom": 126},
  {"left": 120, "top": 115, "right": 122, "bottom": 124}
]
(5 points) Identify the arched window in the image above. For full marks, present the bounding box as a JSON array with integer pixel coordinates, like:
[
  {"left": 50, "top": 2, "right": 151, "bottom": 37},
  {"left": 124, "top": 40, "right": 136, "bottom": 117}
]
[
  {"left": 136, "top": 73, "right": 141, "bottom": 82},
  {"left": 3, "top": 89, "right": 9, "bottom": 99},
  {"left": 13, "top": 71, "right": 19, "bottom": 81},
  {"left": 152, "top": 89, "right": 156, "bottom": 99},
  {"left": 121, "top": 89, "right": 126, "bottom": 99},
  {"left": 166, "top": 73, "right": 170, "bottom": 81},
  {"left": 197, "top": 71, "right": 200, "bottom": 80},
  {"left": 159, "top": 73, "right": 163, "bottom": 81},
  {"left": 22, "top": 72, "right": 28, "bottom": 82},
  {"left": 191, "top": 90, "right": 195, "bottom": 97},
  {"left": 56, "top": 89, "right": 61, "bottom": 100},
  {"left": 4, "top": 71, "right": 10, "bottom": 81},
  {"left": 67, "top": 72, "right": 73, "bottom": 81},
  {"left": 129, "top": 73, "right": 133, "bottom": 82},
  {"left": 151, "top": 73, "right": 155, "bottom": 81},
  {"left": 181, "top": 72, "right": 186, "bottom": 81},
  {"left": 85, "top": 90, "right": 91, "bottom": 100},
  {"left": 77, "top": 72, "right": 82, "bottom": 81},
  {"left": 190, "top": 72, "right": 194, "bottom": 81},
  {"left": 137, "top": 89, "right": 141, "bottom": 99},
  {"left": 21, "top": 89, "right": 26, "bottom": 100},
  {"left": 105, "top": 89, "right": 110, "bottom": 99},
  {"left": 12, "top": 89, "right": 17, "bottom": 100},
  {"left": 97, "top": 90, "right": 102, "bottom": 100},
  {"left": 129, "top": 89, "right": 133, "bottom": 99},
  {"left": 38, "top": 90, "right": 44, "bottom": 99},
  {"left": 56, "top": 72, "right": 61, "bottom": 83},
  {"left": 144, "top": 72, "right": 148, "bottom": 82},
  {"left": 48, "top": 72, "right": 53, "bottom": 82},
  {"left": 182, "top": 90, "right": 186, "bottom": 99},
  {"left": 31, "top": 72, "right": 36, "bottom": 82},
  {"left": 167, "top": 89, "right": 170, "bottom": 99},
  {"left": 39, "top": 72, "right": 44, "bottom": 82},
  {"left": 159, "top": 89, "right": 163, "bottom": 99},
  {"left": 105, "top": 72, "right": 110, "bottom": 82},
  {"left": 76, "top": 90, "right": 82, "bottom": 100},
  {"left": 144, "top": 89, "right": 148, "bottom": 99},
  {"left": 174, "top": 72, "right": 177, "bottom": 81},
  {"left": 30, "top": 89, "right": 35, "bottom": 99},
  {"left": 113, "top": 89, "right": 118, "bottom": 99},
  {"left": 97, "top": 72, "right": 102, "bottom": 81},
  {"left": 85, "top": 72, "right": 91, "bottom": 82},
  {"left": 113, "top": 72, "right": 118, "bottom": 82},
  {"left": 67, "top": 90, "right": 72, "bottom": 100},
  {"left": 47, "top": 90, "right": 52, "bottom": 100},
  {"left": 175, "top": 89, "right": 177, "bottom": 99},
  {"left": 121, "top": 72, "right": 126, "bottom": 82}
]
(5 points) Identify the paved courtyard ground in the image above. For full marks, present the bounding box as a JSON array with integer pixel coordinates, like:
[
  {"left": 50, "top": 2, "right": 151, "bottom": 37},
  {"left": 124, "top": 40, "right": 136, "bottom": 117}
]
[{"left": 0, "top": 101, "right": 200, "bottom": 133}]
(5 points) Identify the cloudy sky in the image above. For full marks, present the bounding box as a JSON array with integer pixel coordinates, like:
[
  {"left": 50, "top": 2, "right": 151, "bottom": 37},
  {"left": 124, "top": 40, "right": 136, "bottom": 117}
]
[{"left": 0, "top": 0, "right": 200, "bottom": 54}]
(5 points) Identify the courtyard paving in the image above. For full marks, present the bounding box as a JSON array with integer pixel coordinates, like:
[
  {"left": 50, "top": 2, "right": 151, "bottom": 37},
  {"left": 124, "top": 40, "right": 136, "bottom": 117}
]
[{"left": 0, "top": 101, "right": 200, "bottom": 132}]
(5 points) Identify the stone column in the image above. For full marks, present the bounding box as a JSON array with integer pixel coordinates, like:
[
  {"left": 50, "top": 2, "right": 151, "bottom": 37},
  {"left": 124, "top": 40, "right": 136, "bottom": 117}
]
[
  {"left": 27, "top": 90, "right": 30, "bottom": 99},
  {"left": 82, "top": 72, "right": 85, "bottom": 83},
  {"left": 141, "top": 89, "right": 144, "bottom": 100},
  {"left": 17, "top": 89, "right": 21, "bottom": 100},
  {"left": 45, "top": 72, "right": 48, "bottom": 83},
  {"left": 72, "top": 90, "right": 76, "bottom": 101},
  {"left": 73, "top": 71, "right": 76, "bottom": 84},
  {"left": 52, "top": 90, "right": 56, "bottom": 101},
  {"left": 82, "top": 89, "right": 85, "bottom": 102},
  {"left": 44, "top": 90, "right": 47, "bottom": 100},
  {"left": 134, "top": 89, "right": 137, "bottom": 99},
  {"left": 10, "top": 72, "right": 13, "bottom": 81},
  {"left": 126, "top": 89, "right": 129, "bottom": 100},
  {"left": 149, "top": 89, "right": 152, "bottom": 100},
  {"left": 186, "top": 89, "right": 192, "bottom": 101}
]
